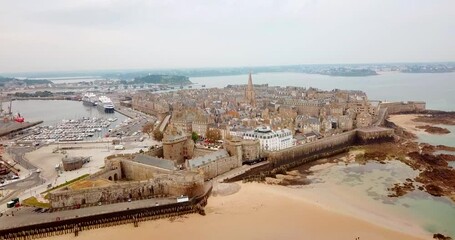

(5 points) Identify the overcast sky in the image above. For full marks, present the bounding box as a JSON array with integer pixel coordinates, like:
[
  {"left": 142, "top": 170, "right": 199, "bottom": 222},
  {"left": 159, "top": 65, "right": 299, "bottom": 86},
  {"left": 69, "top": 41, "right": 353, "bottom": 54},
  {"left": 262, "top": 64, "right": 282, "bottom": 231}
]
[{"left": 0, "top": 0, "right": 454, "bottom": 73}]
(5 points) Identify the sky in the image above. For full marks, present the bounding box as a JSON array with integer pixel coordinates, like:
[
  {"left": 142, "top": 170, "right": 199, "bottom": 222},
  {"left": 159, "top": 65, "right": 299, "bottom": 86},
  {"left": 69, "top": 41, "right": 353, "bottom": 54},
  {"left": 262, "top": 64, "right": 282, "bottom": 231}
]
[{"left": 0, "top": 0, "right": 454, "bottom": 73}]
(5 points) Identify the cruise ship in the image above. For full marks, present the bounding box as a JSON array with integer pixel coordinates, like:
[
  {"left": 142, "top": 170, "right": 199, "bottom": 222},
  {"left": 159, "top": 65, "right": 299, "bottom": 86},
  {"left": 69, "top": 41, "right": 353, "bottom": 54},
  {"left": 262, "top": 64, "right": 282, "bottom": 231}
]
[
  {"left": 97, "top": 96, "right": 115, "bottom": 113},
  {"left": 82, "top": 93, "right": 98, "bottom": 106}
]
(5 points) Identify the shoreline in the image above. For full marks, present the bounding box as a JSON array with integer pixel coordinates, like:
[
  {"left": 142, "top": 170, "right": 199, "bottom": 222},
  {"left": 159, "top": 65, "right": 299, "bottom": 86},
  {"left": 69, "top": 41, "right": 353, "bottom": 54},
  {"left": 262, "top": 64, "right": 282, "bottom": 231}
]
[
  {"left": 47, "top": 182, "right": 429, "bottom": 240},
  {"left": 388, "top": 114, "right": 426, "bottom": 135}
]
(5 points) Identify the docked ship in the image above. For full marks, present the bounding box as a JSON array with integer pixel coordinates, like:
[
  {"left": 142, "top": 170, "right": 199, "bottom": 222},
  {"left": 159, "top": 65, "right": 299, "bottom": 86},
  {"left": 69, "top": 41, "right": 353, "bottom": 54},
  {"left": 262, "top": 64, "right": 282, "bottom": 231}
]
[
  {"left": 97, "top": 96, "right": 115, "bottom": 113},
  {"left": 82, "top": 93, "right": 98, "bottom": 106}
]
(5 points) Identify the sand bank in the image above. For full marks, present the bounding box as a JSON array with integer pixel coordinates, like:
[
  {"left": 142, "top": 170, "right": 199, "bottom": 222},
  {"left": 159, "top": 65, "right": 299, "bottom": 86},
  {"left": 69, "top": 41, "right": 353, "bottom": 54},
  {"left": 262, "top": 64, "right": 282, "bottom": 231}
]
[
  {"left": 47, "top": 183, "right": 428, "bottom": 240},
  {"left": 388, "top": 114, "right": 426, "bottom": 134}
]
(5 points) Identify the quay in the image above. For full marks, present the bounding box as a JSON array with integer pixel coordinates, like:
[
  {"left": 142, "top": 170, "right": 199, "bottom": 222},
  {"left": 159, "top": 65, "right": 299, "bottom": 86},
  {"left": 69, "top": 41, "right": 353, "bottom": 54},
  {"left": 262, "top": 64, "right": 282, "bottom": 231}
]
[
  {"left": 114, "top": 108, "right": 135, "bottom": 119},
  {"left": 0, "top": 121, "right": 43, "bottom": 137}
]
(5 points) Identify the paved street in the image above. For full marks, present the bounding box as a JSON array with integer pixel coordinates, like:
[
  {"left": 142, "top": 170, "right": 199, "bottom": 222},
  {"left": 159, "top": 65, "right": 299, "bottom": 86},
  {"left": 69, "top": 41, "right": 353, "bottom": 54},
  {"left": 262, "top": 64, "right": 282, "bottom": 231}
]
[{"left": 0, "top": 146, "right": 45, "bottom": 208}]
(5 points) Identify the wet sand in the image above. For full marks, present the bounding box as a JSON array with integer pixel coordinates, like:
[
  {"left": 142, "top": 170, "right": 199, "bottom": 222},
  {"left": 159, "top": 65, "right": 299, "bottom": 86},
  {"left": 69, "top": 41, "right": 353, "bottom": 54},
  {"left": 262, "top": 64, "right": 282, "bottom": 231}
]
[
  {"left": 388, "top": 114, "right": 425, "bottom": 134},
  {"left": 48, "top": 183, "right": 428, "bottom": 240}
]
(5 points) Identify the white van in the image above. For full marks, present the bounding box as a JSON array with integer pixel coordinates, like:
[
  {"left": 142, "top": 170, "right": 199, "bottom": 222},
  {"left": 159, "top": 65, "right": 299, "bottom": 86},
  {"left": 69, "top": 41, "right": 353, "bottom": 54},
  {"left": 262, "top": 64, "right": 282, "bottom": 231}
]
[{"left": 114, "top": 145, "right": 125, "bottom": 150}]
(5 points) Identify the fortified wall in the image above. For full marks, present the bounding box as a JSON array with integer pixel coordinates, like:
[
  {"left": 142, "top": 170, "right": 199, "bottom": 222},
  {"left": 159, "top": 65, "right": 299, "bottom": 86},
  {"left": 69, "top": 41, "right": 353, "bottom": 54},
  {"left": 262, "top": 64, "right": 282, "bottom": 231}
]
[
  {"left": 265, "top": 127, "right": 394, "bottom": 165},
  {"left": 49, "top": 156, "right": 204, "bottom": 209},
  {"left": 379, "top": 101, "right": 426, "bottom": 114}
]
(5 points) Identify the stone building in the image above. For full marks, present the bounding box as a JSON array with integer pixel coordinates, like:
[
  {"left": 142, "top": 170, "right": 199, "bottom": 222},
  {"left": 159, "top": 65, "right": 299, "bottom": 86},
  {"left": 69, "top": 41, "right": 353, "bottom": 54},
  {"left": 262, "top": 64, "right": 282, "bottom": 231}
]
[
  {"left": 62, "top": 156, "right": 87, "bottom": 171},
  {"left": 295, "top": 115, "right": 321, "bottom": 134},
  {"left": 337, "top": 115, "right": 354, "bottom": 131},
  {"left": 224, "top": 138, "right": 261, "bottom": 164},
  {"left": 132, "top": 91, "right": 170, "bottom": 118},
  {"left": 192, "top": 120, "right": 209, "bottom": 137},
  {"left": 243, "top": 126, "right": 293, "bottom": 151},
  {"left": 355, "top": 112, "right": 373, "bottom": 128},
  {"left": 162, "top": 132, "right": 194, "bottom": 165},
  {"left": 186, "top": 149, "right": 240, "bottom": 180},
  {"left": 173, "top": 120, "right": 193, "bottom": 134}
]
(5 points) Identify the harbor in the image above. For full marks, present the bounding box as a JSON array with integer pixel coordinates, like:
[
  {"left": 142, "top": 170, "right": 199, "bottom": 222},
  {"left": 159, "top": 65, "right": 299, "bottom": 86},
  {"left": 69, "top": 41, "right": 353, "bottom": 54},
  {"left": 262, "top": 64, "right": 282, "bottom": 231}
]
[{"left": 17, "top": 117, "right": 121, "bottom": 144}]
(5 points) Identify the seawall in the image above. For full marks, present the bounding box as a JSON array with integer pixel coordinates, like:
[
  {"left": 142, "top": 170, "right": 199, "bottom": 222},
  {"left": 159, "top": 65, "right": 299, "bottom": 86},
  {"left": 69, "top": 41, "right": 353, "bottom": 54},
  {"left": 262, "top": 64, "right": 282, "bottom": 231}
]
[
  {"left": 226, "top": 127, "right": 394, "bottom": 182},
  {"left": 0, "top": 186, "right": 212, "bottom": 240},
  {"left": 266, "top": 127, "right": 393, "bottom": 165}
]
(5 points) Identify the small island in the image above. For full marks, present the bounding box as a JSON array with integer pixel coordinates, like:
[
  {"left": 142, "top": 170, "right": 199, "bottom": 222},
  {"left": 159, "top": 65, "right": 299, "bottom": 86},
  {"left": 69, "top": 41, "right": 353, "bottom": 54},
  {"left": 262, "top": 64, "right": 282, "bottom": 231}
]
[
  {"left": 133, "top": 74, "right": 192, "bottom": 85},
  {"left": 318, "top": 67, "right": 378, "bottom": 77},
  {"left": 0, "top": 76, "right": 53, "bottom": 87},
  {"left": 401, "top": 65, "right": 455, "bottom": 73},
  {"left": 416, "top": 125, "right": 451, "bottom": 134}
]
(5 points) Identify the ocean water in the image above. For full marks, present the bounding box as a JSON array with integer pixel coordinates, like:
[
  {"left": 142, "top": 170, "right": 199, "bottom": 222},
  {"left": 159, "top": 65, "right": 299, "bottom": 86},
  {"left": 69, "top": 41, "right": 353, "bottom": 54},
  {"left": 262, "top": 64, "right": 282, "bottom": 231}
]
[
  {"left": 190, "top": 71, "right": 455, "bottom": 111},
  {"left": 307, "top": 161, "right": 455, "bottom": 238},
  {"left": 417, "top": 125, "right": 455, "bottom": 147},
  {"left": 449, "top": 162, "right": 455, "bottom": 168}
]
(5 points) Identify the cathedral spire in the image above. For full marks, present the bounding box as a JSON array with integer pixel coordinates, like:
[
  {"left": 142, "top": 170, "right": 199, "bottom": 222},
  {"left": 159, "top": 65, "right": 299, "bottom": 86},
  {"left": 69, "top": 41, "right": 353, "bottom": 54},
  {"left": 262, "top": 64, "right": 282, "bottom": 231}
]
[
  {"left": 245, "top": 72, "right": 256, "bottom": 107},
  {"left": 248, "top": 72, "right": 253, "bottom": 90}
]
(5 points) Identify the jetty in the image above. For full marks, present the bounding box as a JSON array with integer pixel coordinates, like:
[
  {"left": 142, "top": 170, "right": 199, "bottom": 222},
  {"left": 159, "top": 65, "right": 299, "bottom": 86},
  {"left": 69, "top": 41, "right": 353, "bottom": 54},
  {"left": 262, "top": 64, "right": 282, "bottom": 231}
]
[{"left": 0, "top": 121, "right": 43, "bottom": 138}]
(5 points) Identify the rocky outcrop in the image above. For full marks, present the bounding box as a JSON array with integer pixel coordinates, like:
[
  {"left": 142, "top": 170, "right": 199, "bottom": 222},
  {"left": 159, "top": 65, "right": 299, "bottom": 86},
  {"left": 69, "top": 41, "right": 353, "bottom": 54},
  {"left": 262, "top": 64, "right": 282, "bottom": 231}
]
[{"left": 416, "top": 125, "right": 450, "bottom": 134}]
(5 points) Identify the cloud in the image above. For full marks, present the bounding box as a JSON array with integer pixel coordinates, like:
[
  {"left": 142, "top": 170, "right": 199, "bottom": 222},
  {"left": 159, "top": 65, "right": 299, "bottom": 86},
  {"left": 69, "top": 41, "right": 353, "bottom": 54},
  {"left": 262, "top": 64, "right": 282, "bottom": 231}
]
[{"left": 0, "top": 0, "right": 454, "bottom": 73}]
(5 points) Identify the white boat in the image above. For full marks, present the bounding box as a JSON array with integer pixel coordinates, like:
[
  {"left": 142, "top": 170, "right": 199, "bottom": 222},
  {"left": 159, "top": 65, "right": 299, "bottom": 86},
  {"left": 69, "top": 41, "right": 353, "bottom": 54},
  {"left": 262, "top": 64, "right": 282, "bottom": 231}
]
[
  {"left": 97, "top": 96, "right": 115, "bottom": 113},
  {"left": 82, "top": 93, "right": 98, "bottom": 106}
]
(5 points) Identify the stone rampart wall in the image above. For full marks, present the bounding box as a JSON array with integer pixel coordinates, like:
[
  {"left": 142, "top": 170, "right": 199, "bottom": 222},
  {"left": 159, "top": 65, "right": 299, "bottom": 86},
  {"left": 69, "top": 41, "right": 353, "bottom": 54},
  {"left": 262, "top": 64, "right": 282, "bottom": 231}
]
[
  {"left": 356, "top": 128, "right": 394, "bottom": 144},
  {"left": 121, "top": 160, "right": 170, "bottom": 181},
  {"left": 146, "top": 147, "right": 163, "bottom": 158},
  {"left": 193, "top": 155, "right": 241, "bottom": 180},
  {"left": 265, "top": 127, "right": 394, "bottom": 165},
  {"left": 265, "top": 130, "right": 357, "bottom": 164},
  {"left": 193, "top": 148, "right": 217, "bottom": 158},
  {"left": 379, "top": 101, "right": 426, "bottom": 114},
  {"left": 49, "top": 172, "right": 204, "bottom": 209}
]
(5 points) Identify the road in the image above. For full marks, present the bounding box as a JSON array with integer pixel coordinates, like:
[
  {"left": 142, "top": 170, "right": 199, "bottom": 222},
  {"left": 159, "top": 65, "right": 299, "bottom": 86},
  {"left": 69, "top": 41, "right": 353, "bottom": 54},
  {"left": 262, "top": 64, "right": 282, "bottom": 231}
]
[
  {"left": 0, "top": 105, "right": 157, "bottom": 212},
  {"left": 0, "top": 146, "right": 45, "bottom": 208}
]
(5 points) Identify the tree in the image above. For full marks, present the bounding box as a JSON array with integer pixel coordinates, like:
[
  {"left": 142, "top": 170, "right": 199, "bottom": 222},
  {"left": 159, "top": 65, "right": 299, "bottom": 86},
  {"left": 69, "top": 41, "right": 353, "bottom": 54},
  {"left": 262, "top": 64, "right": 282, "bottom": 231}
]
[
  {"left": 206, "top": 129, "right": 221, "bottom": 143},
  {"left": 153, "top": 129, "right": 164, "bottom": 141},
  {"left": 142, "top": 122, "right": 154, "bottom": 137},
  {"left": 191, "top": 131, "right": 199, "bottom": 143}
]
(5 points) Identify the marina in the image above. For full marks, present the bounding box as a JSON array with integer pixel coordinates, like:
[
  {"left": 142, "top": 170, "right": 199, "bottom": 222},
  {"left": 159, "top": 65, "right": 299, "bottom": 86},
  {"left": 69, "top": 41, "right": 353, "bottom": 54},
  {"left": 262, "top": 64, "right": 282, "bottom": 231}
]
[
  {"left": 21, "top": 117, "right": 128, "bottom": 144},
  {"left": 19, "top": 117, "right": 116, "bottom": 143}
]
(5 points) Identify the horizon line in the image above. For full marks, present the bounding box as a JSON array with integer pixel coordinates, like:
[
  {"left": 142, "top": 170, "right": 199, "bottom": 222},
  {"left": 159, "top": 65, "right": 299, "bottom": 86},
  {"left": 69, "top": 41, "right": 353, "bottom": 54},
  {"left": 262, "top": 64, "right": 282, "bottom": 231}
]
[{"left": 2, "top": 60, "right": 455, "bottom": 76}]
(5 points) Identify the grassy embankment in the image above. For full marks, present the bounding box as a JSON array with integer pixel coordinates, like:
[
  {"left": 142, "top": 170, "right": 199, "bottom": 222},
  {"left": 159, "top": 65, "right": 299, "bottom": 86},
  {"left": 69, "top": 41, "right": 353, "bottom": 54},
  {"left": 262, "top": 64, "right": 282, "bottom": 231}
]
[{"left": 22, "top": 174, "right": 90, "bottom": 208}]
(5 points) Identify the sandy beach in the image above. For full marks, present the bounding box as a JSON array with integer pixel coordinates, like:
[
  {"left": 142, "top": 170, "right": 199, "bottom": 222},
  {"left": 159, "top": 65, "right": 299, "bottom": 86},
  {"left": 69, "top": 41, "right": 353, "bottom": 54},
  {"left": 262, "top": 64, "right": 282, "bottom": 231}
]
[
  {"left": 388, "top": 114, "right": 426, "bottom": 134},
  {"left": 47, "top": 183, "right": 429, "bottom": 240}
]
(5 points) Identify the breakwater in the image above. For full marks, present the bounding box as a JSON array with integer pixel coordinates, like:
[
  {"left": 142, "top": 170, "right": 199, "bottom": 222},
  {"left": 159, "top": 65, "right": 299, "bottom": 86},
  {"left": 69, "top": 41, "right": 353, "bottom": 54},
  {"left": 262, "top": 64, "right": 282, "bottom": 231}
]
[{"left": 0, "top": 187, "right": 211, "bottom": 240}]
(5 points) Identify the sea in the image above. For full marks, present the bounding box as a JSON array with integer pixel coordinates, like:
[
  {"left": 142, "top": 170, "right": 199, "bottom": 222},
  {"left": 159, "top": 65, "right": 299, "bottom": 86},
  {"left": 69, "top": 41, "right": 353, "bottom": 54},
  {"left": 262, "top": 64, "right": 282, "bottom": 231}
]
[{"left": 5, "top": 71, "right": 455, "bottom": 237}]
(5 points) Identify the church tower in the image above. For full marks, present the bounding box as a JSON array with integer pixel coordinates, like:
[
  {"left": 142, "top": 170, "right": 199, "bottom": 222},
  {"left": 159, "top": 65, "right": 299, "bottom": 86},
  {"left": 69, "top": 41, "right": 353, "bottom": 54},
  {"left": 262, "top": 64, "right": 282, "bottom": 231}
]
[{"left": 245, "top": 73, "right": 256, "bottom": 107}]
